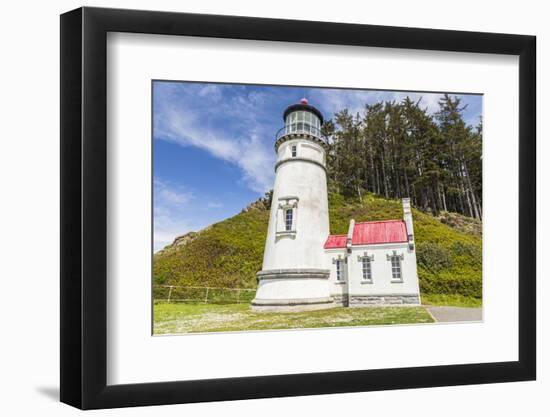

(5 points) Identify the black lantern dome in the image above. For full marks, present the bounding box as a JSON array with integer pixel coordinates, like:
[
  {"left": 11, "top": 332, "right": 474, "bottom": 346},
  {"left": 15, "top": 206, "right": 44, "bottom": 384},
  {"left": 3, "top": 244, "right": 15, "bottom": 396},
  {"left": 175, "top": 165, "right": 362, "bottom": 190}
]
[
  {"left": 282, "top": 98, "right": 324, "bottom": 125},
  {"left": 278, "top": 98, "right": 324, "bottom": 140}
]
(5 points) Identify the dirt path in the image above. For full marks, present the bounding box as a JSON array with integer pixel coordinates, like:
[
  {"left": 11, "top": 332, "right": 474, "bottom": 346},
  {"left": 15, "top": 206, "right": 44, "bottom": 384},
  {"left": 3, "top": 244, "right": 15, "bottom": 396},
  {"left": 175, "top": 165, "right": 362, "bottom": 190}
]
[{"left": 426, "top": 306, "right": 482, "bottom": 323}]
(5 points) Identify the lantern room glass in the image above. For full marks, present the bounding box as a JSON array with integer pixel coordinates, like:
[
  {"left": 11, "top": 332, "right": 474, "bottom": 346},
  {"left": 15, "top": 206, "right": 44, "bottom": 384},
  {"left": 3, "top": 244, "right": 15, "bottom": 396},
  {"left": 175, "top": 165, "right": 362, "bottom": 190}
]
[{"left": 284, "top": 110, "right": 321, "bottom": 136}]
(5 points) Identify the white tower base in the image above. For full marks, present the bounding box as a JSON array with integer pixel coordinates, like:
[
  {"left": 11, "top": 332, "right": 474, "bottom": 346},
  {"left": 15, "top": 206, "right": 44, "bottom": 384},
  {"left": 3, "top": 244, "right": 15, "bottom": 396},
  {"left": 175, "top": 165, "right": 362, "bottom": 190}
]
[{"left": 251, "top": 269, "right": 334, "bottom": 312}]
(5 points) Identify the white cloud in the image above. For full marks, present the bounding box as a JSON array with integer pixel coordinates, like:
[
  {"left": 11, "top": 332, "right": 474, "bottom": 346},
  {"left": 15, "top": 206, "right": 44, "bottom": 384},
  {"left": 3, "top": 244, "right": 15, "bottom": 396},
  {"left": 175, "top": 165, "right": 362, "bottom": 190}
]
[
  {"left": 153, "top": 178, "right": 196, "bottom": 251},
  {"left": 393, "top": 93, "right": 442, "bottom": 114},
  {"left": 309, "top": 88, "right": 483, "bottom": 125},
  {"left": 154, "top": 85, "right": 275, "bottom": 194},
  {"left": 309, "top": 88, "right": 366, "bottom": 117},
  {"left": 308, "top": 88, "right": 447, "bottom": 120},
  {"left": 154, "top": 178, "right": 194, "bottom": 205},
  {"left": 152, "top": 83, "right": 281, "bottom": 250},
  {"left": 157, "top": 109, "right": 273, "bottom": 193},
  {"left": 197, "top": 84, "right": 223, "bottom": 101}
]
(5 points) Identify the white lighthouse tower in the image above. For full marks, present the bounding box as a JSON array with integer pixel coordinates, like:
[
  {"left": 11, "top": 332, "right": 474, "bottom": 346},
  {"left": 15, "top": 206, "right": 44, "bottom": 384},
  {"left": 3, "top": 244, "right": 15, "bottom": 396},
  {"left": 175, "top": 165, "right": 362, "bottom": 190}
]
[{"left": 251, "top": 99, "right": 333, "bottom": 312}]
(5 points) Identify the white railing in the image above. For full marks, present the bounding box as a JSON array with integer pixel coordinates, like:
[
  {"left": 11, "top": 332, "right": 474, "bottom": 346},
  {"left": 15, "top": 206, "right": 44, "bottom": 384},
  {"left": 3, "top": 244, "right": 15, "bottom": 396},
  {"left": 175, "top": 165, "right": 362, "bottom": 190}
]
[{"left": 276, "top": 123, "right": 322, "bottom": 140}]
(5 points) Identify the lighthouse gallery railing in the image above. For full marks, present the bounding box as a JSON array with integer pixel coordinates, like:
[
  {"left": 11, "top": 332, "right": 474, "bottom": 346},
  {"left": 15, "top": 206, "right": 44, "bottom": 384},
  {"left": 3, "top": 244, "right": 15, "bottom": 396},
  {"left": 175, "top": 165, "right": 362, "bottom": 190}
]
[{"left": 275, "top": 122, "right": 323, "bottom": 140}]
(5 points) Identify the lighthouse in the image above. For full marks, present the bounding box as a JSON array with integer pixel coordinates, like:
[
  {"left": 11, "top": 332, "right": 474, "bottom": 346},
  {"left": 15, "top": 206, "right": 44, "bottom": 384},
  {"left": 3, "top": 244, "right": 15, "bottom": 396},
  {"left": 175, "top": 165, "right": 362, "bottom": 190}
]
[
  {"left": 251, "top": 98, "right": 422, "bottom": 311},
  {"left": 251, "top": 99, "right": 334, "bottom": 312}
]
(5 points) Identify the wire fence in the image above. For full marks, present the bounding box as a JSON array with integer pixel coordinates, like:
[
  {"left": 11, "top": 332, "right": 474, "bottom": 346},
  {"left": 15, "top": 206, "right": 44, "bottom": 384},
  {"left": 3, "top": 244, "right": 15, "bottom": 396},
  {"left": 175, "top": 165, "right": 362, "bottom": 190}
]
[{"left": 153, "top": 285, "right": 256, "bottom": 305}]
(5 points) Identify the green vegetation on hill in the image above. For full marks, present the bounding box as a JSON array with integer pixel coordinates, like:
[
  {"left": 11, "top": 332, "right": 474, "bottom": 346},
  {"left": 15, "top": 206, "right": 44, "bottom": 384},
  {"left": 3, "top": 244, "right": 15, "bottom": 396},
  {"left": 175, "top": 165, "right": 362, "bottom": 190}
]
[
  {"left": 154, "top": 202, "right": 269, "bottom": 289},
  {"left": 153, "top": 192, "right": 482, "bottom": 301}
]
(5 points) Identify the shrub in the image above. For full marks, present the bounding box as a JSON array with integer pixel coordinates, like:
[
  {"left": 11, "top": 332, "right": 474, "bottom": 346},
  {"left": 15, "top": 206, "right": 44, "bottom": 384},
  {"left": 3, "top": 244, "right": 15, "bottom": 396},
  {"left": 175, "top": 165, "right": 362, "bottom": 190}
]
[
  {"left": 416, "top": 241, "right": 453, "bottom": 272},
  {"left": 450, "top": 241, "right": 482, "bottom": 268},
  {"left": 419, "top": 270, "right": 482, "bottom": 299}
]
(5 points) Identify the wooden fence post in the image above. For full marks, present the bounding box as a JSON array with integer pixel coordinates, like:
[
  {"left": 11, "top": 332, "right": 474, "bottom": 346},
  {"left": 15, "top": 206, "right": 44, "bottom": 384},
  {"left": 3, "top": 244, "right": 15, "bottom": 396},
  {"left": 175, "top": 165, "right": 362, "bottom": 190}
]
[
  {"left": 167, "top": 286, "right": 174, "bottom": 303},
  {"left": 204, "top": 287, "right": 210, "bottom": 304}
]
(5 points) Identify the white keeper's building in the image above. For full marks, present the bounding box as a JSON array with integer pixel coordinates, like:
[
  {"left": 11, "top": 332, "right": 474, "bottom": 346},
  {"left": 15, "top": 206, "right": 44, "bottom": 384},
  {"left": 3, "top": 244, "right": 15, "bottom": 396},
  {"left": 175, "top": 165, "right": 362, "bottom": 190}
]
[{"left": 251, "top": 99, "right": 421, "bottom": 312}]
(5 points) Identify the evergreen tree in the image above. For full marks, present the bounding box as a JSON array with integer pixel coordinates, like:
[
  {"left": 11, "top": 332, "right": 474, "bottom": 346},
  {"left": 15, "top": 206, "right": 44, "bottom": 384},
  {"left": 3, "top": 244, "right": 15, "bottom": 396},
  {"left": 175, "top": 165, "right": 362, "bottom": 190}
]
[{"left": 325, "top": 94, "right": 482, "bottom": 219}]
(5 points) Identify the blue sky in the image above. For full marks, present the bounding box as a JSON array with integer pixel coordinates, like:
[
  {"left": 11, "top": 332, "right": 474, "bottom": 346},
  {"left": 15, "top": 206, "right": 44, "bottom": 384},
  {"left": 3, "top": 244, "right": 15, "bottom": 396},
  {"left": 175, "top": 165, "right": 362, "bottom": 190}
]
[{"left": 153, "top": 81, "right": 482, "bottom": 251}]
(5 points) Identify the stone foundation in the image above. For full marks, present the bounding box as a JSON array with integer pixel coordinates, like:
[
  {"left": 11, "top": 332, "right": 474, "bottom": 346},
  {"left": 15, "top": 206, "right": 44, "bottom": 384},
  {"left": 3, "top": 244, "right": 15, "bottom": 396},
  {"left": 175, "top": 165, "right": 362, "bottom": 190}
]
[
  {"left": 331, "top": 294, "right": 349, "bottom": 307},
  {"left": 349, "top": 294, "right": 420, "bottom": 306}
]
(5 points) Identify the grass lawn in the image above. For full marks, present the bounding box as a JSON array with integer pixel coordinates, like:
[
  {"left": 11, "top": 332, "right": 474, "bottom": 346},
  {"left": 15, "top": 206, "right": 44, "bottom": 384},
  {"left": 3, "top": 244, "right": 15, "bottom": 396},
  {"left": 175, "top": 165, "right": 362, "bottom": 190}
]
[
  {"left": 421, "top": 294, "right": 482, "bottom": 308},
  {"left": 153, "top": 302, "right": 434, "bottom": 334}
]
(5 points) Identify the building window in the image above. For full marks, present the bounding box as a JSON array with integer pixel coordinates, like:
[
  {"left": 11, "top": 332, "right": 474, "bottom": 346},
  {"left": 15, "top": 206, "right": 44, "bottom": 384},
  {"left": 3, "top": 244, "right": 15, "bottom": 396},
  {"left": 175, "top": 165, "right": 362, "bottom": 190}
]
[
  {"left": 285, "top": 208, "right": 293, "bottom": 231},
  {"left": 358, "top": 253, "right": 374, "bottom": 283},
  {"left": 390, "top": 254, "right": 402, "bottom": 281},
  {"left": 291, "top": 145, "right": 297, "bottom": 157},
  {"left": 362, "top": 257, "right": 372, "bottom": 281},
  {"left": 336, "top": 259, "right": 343, "bottom": 281},
  {"left": 333, "top": 256, "right": 346, "bottom": 282}
]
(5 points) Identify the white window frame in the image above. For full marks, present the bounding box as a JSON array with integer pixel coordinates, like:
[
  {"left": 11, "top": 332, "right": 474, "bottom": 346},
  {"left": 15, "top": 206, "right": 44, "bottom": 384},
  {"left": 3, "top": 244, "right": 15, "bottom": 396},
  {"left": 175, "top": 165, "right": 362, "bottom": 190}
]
[
  {"left": 358, "top": 253, "right": 374, "bottom": 283},
  {"left": 291, "top": 145, "right": 297, "bottom": 157},
  {"left": 275, "top": 196, "right": 298, "bottom": 236},
  {"left": 284, "top": 208, "right": 293, "bottom": 231},
  {"left": 332, "top": 255, "right": 347, "bottom": 283},
  {"left": 386, "top": 250, "right": 404, "bottom": 283},
  {"left": 286, "top": 111, "right": 321, "bottom": 135}
]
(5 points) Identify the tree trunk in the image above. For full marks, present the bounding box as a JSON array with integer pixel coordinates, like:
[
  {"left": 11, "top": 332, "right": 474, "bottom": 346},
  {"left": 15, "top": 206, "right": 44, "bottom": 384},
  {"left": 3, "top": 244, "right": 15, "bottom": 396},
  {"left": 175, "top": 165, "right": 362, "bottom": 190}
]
[
  {"left": 463, "top": 161, "right": 481, "bottom": 219},
  {"left": 404, "top": 171, "right": 411, "bottom": 198},
  {"left": 441, "top": 184, "right": 448, "bottom": 212},
  {"left": 380, "top": 149, "right": 389, "bottom": 198}
]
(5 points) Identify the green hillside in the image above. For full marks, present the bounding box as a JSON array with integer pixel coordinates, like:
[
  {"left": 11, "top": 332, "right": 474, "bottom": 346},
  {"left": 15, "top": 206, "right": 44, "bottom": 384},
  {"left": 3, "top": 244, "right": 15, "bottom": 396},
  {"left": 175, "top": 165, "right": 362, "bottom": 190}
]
[{"left": 154, "top": 192, "right": 482, "bottom": 301}]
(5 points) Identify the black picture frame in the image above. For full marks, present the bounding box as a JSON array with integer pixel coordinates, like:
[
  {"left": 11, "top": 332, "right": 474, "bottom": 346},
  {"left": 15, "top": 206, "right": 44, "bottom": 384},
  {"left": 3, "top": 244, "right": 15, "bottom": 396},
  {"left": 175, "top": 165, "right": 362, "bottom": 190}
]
[{"left": 60, "top": 6, "right": 536, "bottom": 410}]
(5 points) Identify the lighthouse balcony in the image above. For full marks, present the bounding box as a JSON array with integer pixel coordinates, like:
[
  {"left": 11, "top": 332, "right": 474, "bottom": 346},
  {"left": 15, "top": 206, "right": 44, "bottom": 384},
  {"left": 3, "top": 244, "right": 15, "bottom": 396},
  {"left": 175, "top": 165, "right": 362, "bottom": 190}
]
[
  {"left": 274, "top": 123, "right": 327, "bottom": 150},
  {"left": 276, "top": 123, "right": 322, "bottom": 139}
]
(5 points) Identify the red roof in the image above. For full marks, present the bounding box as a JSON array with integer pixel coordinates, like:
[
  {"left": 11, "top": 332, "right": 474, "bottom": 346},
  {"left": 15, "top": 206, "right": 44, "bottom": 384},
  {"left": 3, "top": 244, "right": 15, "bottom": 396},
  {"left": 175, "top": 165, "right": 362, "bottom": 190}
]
[
  {"left": 324, "top": 220, "right": 408, "bottom": 249},
  {"left": 323, "top": 234, "right": 347, "bottom": 249},
  {"left": 353, "top": 220, "right": 408, "bottom": 245}
]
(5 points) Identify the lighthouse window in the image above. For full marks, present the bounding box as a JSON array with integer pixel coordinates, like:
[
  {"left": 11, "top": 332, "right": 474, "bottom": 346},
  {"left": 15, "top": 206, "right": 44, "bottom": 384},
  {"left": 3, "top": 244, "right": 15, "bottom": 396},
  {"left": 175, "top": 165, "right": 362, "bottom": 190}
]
[
  {"left": 284, "top": 110, "right": 321, "bottom": 136},
  {"left": 289, "top": 112, "right": 297, "bottom": 132},
  {"left": 297, "top": 111, "right": 304, "bottom": 131},
  {"left": 309, "top": 112, "right": 315, "bottom": 132},
  {"left": 285, "top": 208, "right": 293, "bottom": 231},
  {"left": 291, "top": 145, "right": 297, "bottom": 157},
  {"left": 305, "top": 112, "right": 313, "bottom": 133}
]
